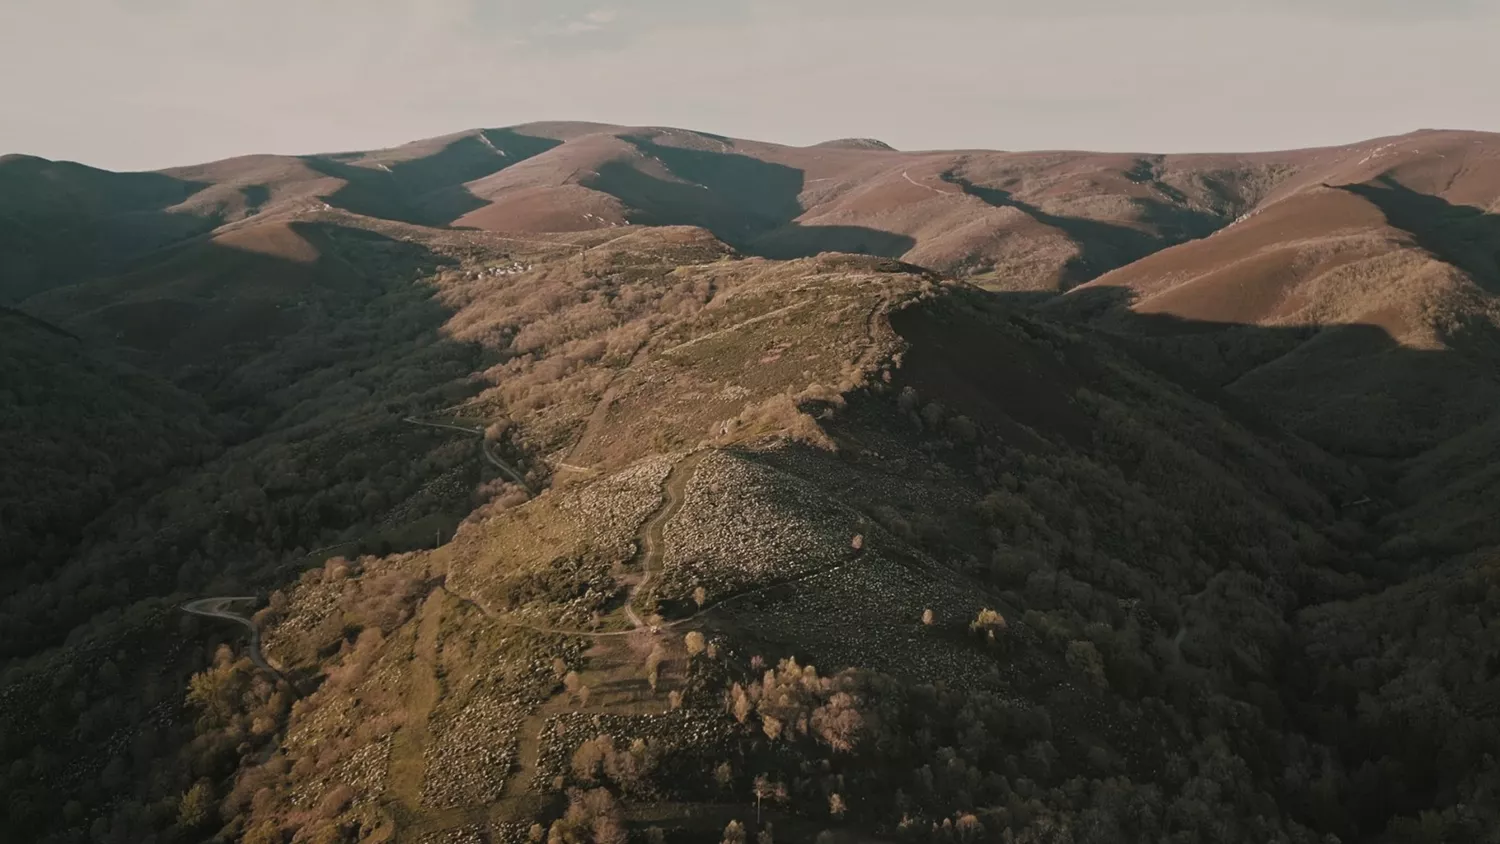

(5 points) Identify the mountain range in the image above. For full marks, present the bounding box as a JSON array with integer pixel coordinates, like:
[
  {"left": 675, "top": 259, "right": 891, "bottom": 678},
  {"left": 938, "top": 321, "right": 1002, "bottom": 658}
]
[{"left": 2, "top": 123, "right": 1499, "bottom": 844}]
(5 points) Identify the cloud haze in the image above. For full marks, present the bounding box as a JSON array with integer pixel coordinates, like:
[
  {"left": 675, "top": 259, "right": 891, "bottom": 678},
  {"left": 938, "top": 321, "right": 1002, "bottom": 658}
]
[{"left": 2, "top": 0, "right": 1495, "bottom": 170}]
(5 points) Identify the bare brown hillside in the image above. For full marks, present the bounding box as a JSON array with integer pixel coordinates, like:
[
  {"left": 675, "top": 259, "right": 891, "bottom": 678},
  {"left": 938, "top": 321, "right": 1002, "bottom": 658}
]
[{"left": 12, "top": 124, "right": 1499, "bottom": 308}]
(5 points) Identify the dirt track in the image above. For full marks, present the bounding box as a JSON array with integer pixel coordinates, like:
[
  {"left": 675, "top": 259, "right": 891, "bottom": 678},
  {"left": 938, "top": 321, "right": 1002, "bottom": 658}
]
[{"left": 624, "top": 451, "right": 704, "bottom": 629}]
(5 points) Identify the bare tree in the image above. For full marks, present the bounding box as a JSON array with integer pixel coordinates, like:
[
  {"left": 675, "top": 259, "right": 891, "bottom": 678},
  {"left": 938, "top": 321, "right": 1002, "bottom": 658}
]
[{"left": 715, "top": 761, "right": 734, "bottom": 792}]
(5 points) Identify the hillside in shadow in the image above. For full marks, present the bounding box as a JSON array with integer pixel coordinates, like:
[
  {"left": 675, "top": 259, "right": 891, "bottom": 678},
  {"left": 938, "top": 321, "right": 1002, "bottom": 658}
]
[
  {"left": 1043, "top": 277, "right": 1500, "bottom": 461},
  {"left": 881, "top": 285, "right": 1500, "bottom": 842},
  {"left": 2, "top": 220, "right": 493, "bottom": 657},
  {"left": 0, "top": 307, "right": 218, "bottom": 588},
  {"left": 0, "top": 156, "right": 217, "bottom": 302},
  {"left": 309, "top": 129, "right": 566, "bottom": 226}
]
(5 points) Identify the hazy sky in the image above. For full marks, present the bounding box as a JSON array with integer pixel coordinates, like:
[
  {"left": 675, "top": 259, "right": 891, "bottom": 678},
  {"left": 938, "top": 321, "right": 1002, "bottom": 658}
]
[{"left": 3, "top": 0, "right": 1497, "bottom": 171}]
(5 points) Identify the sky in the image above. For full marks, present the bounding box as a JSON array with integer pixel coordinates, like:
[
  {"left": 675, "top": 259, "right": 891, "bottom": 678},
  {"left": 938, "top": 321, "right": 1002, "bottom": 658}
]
[{"left": 2, "top": 0, "right": 1497, "bottom": 171}]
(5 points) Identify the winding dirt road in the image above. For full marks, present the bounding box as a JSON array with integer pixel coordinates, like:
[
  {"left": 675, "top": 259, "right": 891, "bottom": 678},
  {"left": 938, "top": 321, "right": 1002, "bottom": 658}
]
[
  {"left": 402, "top": 416, "right": 534, "bottom": 493},
  {"left": 181, "top": 597, "right": 296, "bottom": 692}
]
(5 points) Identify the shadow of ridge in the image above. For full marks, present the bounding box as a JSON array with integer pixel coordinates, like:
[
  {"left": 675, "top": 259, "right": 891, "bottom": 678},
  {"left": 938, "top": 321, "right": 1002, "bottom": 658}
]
[
  {"left": 0, "top": 157, "right": 218, "bottom": 303},
  {"left": 749, "top": 225, "right": 917, "bottom": 260},
  {"left": 240, "top": 184, "right": 270, "bottom": 215},
  {"left": 42, "top": 220, "right": 462, "bottom": 381},
  {"left": 1038, "top": 283, "right": 1500, "bottom": 463},
  {"left": 588, "top": 136, "right": 916, "bottom": 259},
  {"left": 299, "top": 156, "right": 421, "bottom": 223},
  {"left": 304, "top": 129, "right": 566, "bottom": 226},
  {"left": 622, "top": 133, "right": 805, "bottom": 227},
  {"left": 938, "top": 168, "right": 1218, "bottom": 288},
  {"left": 413, "top": 129, "right": 567, "bottom": 224},
  {"left": 1336, "top": 175, "right": 1500, "bottom": 292}
]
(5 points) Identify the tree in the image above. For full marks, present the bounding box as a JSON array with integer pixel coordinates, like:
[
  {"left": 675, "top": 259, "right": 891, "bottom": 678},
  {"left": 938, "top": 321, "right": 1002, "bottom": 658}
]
[
  {"left": 970, "top": 608, "right": 1007, "bottom": 642},
  {"left": 176, "top": 780, "right": 215, "bottom": 830},
  {"left": 572, "top": 735, "right": 608, "bottom": 783},
  {"left": 722, "top": 820, "right": 747, "bottom": 844},
  {"left": 693, "top": 586, "right": 708, "bottom": 609},
  {"left": 1066, "top": 640, "right": 1108, "bottom": 688},
  {"left": 922, "top": 608, "right": 935, "bottom": 626},
  {"left": 549, "top": 788, "right": 627, "bottom": 844},
  {"left": 758, "top": 823, "right": 775, "bottom": 844},
  {"left": 955, "top": 813, "right": 984, "bottom": 843},
  {"left": 605, "top": 737, "right": 658, "bottom": 795},
  {"left": 921, "top": 401, "right": 946, "bottom": 431},
  {"left": 946, "top": 415, "right": 978, "bottom": 443},
  {"left": 898, "top": 386, "right": 920, "bottom": 414},
  {"left": 685, "top": 631, "right": 706, "bottom": 658},
  {"left": 829, "top": 792, "right": 847, "bottom": 818},
  {"left": 187, "top": 658, "right": 247, "bottom": 728}
]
